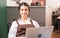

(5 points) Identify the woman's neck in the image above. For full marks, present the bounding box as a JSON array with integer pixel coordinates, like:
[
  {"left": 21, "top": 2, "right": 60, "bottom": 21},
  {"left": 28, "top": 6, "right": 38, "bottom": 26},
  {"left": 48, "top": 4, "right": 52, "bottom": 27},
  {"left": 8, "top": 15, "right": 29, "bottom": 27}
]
[{"left": 21, "top": 17, "right": 28, "bottom": 21}]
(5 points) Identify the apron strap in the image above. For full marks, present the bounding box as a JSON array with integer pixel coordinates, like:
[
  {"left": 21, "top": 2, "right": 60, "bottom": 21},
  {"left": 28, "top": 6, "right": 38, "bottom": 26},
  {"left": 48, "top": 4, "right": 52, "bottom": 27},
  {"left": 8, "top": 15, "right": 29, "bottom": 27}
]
[
  {"left": 16, "top": 20, "right": 20, "bottom": 26},
  {"left": 30, "top": 19, "right": 33, "bottom": 25}
]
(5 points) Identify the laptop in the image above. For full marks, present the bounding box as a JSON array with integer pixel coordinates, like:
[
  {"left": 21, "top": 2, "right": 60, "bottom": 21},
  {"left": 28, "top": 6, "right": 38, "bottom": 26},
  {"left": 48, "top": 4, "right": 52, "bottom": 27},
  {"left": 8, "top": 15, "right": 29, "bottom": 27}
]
[{"left": 26, "top": 26, "right": 54, "bottom": 38}]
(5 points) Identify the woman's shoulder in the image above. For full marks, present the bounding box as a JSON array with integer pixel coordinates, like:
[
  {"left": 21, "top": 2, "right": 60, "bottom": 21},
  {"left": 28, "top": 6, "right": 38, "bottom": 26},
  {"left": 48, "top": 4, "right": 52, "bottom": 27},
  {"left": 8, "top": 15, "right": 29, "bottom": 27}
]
[
  {"left": 30, "top": 19, "right": 38, "bottom": 23},
  {"left": 11, "top": 19, "right": 19, "bottom": 25},
  {"left": 12, "top": 18, "right": 20, "bottom": 23},
  {"left": 12, "top": 21, "right": 16, "bottom": 23},
  {"left": 11, "top": 20, "right": 18, "bottom": 27},
  {"left": 30, "top": 19, "right": 40, "bottom": 27}
]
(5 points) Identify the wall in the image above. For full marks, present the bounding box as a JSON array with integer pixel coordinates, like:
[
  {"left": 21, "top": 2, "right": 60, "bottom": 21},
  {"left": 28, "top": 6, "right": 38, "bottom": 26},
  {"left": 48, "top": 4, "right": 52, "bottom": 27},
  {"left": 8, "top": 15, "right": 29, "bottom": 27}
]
[
  {"left": 46, "top": 0, "right": 60, "bottom": 26},
  {"left": 7, "top": 0, "right": 45, "bottom": 6},
  {"left": 20, "top": 0, "right": 32, "bottom": 5},
  {"left": 7, "top": 7, "right": 45, "bottom": 26},
  {"left": 7, "top": 0, "right": 32, "bottom": 6},
  {"left": 7, "top": 0, "right": 60, "bottom": 26}
]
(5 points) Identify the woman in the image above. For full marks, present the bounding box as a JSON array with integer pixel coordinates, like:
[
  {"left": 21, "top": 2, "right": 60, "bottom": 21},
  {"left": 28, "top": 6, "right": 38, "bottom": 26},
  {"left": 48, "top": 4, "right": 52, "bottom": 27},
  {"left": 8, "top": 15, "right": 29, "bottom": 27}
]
[{"left": 8, "top": 2, "right": 40, "bottom": 38}]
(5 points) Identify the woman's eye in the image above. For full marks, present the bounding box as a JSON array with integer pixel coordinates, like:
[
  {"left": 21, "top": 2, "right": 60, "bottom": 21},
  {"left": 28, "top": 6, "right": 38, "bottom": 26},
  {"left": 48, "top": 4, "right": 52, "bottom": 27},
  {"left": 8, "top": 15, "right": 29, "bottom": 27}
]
[
  {"left": 21, "top": 9, "right": 27, "bottom": 11},
  {"left": 21, "top": 9, "right": 23, "bottom": 11},
  {"left": 25, "top": 9, "right": 27, "bottom": 11}
]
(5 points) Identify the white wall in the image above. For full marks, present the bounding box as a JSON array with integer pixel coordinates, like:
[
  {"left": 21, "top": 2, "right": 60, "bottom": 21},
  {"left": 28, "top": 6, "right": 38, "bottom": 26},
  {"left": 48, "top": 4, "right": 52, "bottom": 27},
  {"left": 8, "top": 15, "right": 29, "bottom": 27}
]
[
  {"left": 7, "top": 0, "right": 18, "bottom": 6},
  {"left": 20, "top": 0, "right": 32, "bottom": 5},
  {"left": 7, "top": 0, "right": 32, "bottom": 6},
  {"left": 46, "top": 0, "right": 60, "bottom": 26}
]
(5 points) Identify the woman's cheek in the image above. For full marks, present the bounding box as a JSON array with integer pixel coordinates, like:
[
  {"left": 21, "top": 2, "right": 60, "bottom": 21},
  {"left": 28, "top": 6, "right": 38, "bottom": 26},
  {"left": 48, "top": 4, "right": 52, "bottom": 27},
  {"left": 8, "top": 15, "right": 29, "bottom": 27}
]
[{"left": 20, "top": 11, "right": 23, "bottom": 16}]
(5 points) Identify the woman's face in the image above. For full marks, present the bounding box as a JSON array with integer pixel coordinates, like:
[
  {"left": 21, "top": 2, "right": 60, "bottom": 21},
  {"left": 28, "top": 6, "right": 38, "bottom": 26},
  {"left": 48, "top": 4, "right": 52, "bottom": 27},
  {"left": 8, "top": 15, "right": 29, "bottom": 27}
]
[{"left": 19, "top": 5, "right": 29, "bottom": 18}]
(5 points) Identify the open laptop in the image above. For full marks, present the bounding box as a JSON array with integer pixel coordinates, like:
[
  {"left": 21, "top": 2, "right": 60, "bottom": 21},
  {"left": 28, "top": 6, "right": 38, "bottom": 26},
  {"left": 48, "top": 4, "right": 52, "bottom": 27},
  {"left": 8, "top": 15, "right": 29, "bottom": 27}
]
[{"left": 26, "top": 26, "right": 54, "bottom": 38}]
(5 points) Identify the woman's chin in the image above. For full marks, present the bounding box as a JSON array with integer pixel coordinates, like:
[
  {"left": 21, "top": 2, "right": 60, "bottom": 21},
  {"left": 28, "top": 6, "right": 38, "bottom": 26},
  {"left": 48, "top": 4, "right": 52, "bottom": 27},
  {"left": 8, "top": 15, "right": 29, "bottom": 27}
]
[
  {"left": 22, "top": 15, "right": 27, "bottom": 17},
  {"left": 22, "top": 16, "right": 27, "bottom": 18}
]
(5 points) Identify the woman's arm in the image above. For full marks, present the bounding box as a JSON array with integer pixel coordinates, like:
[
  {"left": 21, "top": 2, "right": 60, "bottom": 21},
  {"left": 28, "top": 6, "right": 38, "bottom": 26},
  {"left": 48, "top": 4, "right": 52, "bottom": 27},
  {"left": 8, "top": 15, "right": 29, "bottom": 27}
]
[{"left": 8, "top": 21, "right": 18, "bottom": 38}]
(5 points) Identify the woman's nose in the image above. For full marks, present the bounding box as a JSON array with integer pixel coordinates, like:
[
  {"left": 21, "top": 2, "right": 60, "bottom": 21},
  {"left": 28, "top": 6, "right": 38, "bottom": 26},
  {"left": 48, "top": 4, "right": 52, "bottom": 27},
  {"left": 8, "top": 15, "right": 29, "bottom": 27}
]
[{"left": 23, "top": 10, "right": 26, "bottom": 13}]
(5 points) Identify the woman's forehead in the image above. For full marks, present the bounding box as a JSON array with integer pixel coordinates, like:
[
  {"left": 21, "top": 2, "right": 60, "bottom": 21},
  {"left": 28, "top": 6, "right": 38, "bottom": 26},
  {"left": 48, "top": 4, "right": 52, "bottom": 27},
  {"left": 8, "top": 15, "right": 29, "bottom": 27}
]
[{"left": 20, "top": 5, "right": 28, "bottom": 9}]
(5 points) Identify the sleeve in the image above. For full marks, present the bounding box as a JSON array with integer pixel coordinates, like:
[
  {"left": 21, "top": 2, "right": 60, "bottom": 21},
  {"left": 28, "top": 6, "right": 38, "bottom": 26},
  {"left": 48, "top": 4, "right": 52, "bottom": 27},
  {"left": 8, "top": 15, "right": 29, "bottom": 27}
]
[
  {"left": 32, "top": 20, "right": 40, "bottom": 28},
  {"left": 8, "top": 21, "right": 18, "bottom": 38}
]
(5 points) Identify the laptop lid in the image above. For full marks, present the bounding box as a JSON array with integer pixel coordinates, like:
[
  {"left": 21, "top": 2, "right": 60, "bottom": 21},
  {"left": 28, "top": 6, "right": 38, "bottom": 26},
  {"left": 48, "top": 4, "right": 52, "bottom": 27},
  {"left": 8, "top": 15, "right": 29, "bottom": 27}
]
[{"left": 26, "top": 26, "right": 54, "bottom": 38}]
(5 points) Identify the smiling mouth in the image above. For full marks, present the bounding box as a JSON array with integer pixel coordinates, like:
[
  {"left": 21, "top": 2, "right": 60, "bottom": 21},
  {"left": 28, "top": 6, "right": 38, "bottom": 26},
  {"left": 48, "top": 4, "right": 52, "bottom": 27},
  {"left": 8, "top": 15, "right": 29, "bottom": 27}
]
[{"left": 23, "top": 13, "right": 27, "bottom": 15}]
